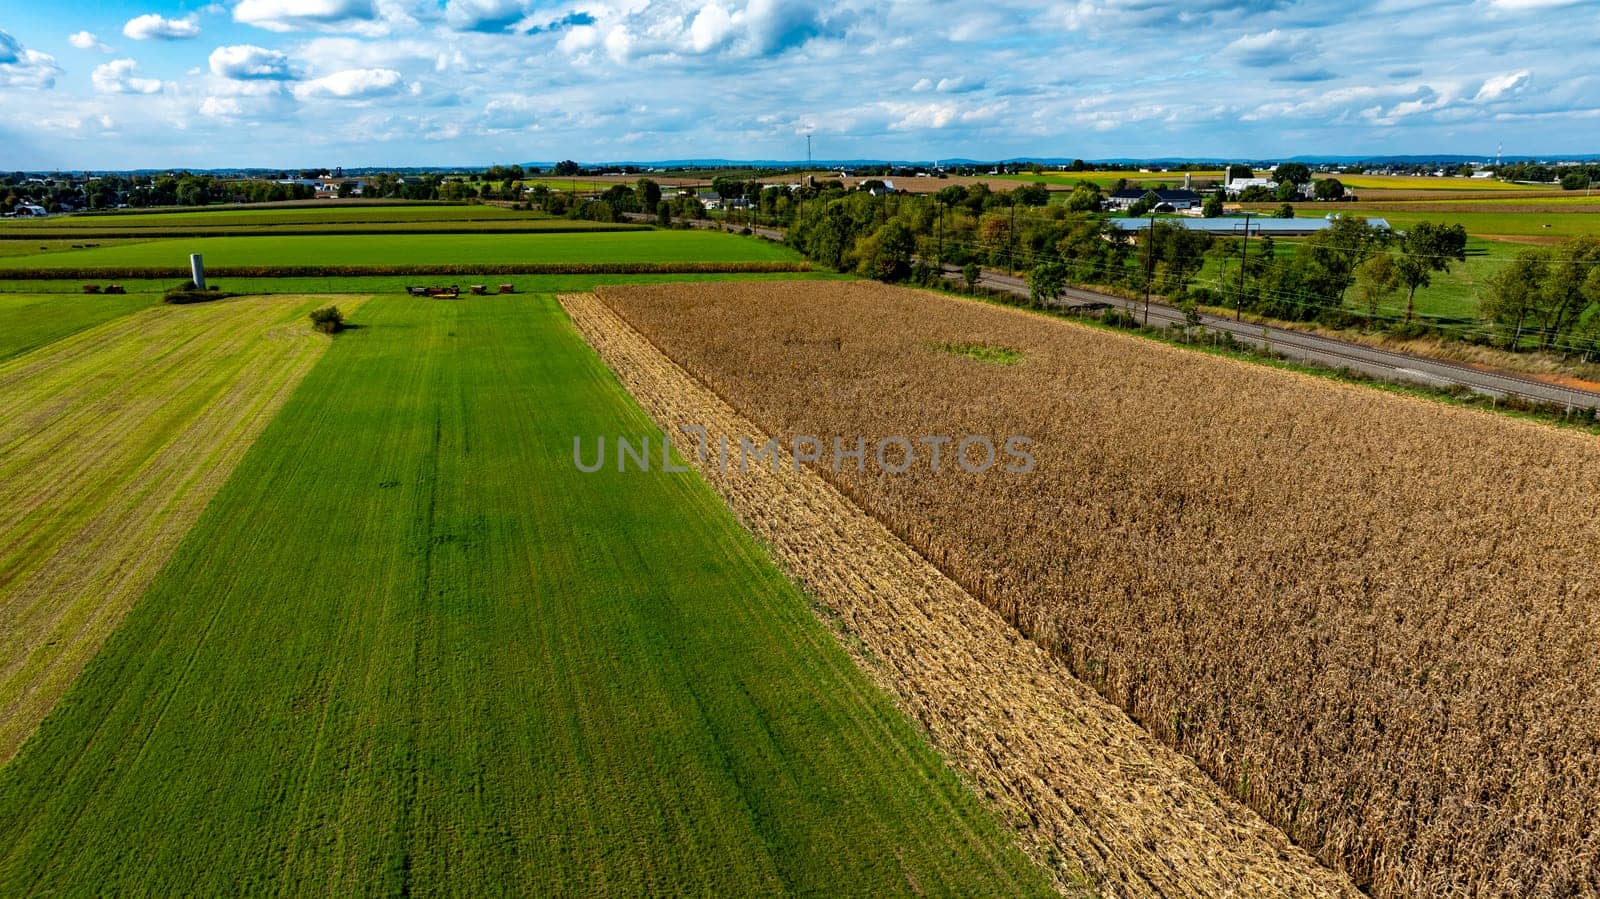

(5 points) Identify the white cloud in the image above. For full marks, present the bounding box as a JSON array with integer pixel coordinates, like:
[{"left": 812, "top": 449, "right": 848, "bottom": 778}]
[
  {"left": 1486, "top": 0, "right": 1582, "bottom": 7},
  {"left": 1474, "top": 69, "right": 1530, "bottom": 102},
  {"left": 1226, "top": 29, "right": 1317, "bottom": 68},
  {"left": 122, "top": 13, "right": 201, "bottom": 40},
  {"left": 209, "top": 44, "right": 293, "bottom": 79},
  {"left": 444, "top": 0, "right": 526, "bottom": 32},
  {"left": 199, "top": 95, "right": 246, "bottom": 117},
  {"left": 291, "top": 66, "right": 405, "bottom": 99},
  {"left": 0, "top": 30, "right": 63, "bottom": 88},
  {"left": 233, "top": 0, "right": 382, "bottom": 33},
  {"left": 92, "top": 58, "right": 165, "bottom": 94},
  {"left": 68, "top": 31, "right": 112, "bottom": 52},
  {"left": 690, "top": 4, "right": 736, "bottom": 53}
]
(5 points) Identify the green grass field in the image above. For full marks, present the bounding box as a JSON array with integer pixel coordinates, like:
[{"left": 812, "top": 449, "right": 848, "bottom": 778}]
[
  {"left": 0, "top": 292, "right": 156, "bottom": 360},
  {"left": 1371, "top": 209, "right": 1600, "bottom": 239},
  {"left": 0, "top": 231, "right": 801, "bottom": 270},
  {"left": 0, "top": 295, "right": 1049, "bottom": 894},
  {"left": 2, "top": 204, "right": 534, "bottom": 229}
]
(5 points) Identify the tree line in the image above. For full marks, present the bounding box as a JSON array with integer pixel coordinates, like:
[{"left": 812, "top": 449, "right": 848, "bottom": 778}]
[{"left": 782, "top": 184, "right": 1477, "bottom": 338}]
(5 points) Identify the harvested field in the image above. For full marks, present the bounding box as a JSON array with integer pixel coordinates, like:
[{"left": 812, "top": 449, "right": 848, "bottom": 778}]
[
  {"left": 563, "top": 292, "right": 1358, "bottom": 897},
  {"left": 596, "top": 279, "right": 1600, "bottom": 897},
  {"left": 0, "top": 295, "right": 353, "bottom": 763}
]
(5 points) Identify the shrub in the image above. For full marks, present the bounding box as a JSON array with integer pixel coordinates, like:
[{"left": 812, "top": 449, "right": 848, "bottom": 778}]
[
  {"left": 163, "top": 281, "right": 236, "bottom": 304},
  {"left": 309, "top": 305, "right": 345, "bottom": 334}
]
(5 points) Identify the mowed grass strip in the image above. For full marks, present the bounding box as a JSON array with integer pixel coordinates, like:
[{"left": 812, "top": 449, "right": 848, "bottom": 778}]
[
  {"left": 0, "top": 230, "right": 800, "bottom": 269},
  {"left": 0, "top": 295, "right": 354, "bottom": 763},
  {"left": 0, "top": 293, "right": 157, "bottom": 361},
  {"left": 0, "top": 296, "right": 1051, "bottom": 895}
]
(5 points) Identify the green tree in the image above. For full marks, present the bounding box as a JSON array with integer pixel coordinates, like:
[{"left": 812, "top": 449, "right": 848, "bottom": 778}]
[
  {"left": 1066, "top": 182, "right": 1103, "bottom": 212},
  {"left": 962, "top": 262, "right": 981, "bottom": 292},
  {"left": 656, "top": 199, "right": 672, "bottom": 227},
  {"left": 1202, "top": 191, "right": 1224, "bottom": 218},
  {"left": 1392, "top": 221, "right": 1468, "bottom": 321},
  {"left": 1313, "top": 178, "right": 1346, "bottom": 200},
  {"left": 1028, "top": 262, "right": 1068, "bottom": 307},
  {"left": 1277, "top": 203, "right": 1295, "bottom": 219},
  {"left": 1481, "top": 248, "right": 1548, "bottom": 348},
  {"left": 636, "top": 178, "right": 662, "bottom": 209},
  {"left": 1273, "top": 162, "right": 1312, "bottom": 185},
  {"left": 1353, "top": 253, "right": 1400, "bottom": 319},
  {"left": 854, "top": 220, "right": 916, "bottom": 281},
  {"left": 1560, "top": 171, "right": 1591, "bottom": 191},
  {"left": 1012, "top": 182, "right": 1050, "bottom": 207},
  {"left": 553, "top": 159, "right": 581, "bottom": 176}
]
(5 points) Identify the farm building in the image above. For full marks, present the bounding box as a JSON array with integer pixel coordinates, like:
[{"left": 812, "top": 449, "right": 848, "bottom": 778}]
[
  {"left": 1221, "top": 171, "right": 1277, "bottom": 197},
  {"left": 1108, "top": 216, "right": 1391, "bottom": 238},
  {"left": 1105, "top": 188, "right": 1202, "bottom": 211}
]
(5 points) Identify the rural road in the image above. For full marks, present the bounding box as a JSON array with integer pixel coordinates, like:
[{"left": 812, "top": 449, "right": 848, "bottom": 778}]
[
  {"left": 962, "top": 268, "right": 1600, "bottom": 409},
  {"left": 623, "top": 212, "right": 1600, "bottom": 409}
]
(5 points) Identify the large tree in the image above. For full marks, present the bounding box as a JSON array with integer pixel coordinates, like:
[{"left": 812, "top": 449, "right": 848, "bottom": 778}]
[
  {"left": 1273, "top": 162, "right": 1312, "bottom": 185},
  {"left": 1482, "top": 248, "right": 1548, "bottom": 348},
  {"left": 1392, "top": 221, "right": 1468, "bottom": 322}
]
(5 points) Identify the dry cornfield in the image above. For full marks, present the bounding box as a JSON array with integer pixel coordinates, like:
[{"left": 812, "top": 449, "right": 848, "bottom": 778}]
[{"left": 595, "top": 280, "right": 1600, "bottom": 897}]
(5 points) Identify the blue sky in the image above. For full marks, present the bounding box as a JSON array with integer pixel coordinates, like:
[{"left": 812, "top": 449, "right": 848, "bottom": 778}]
[{"left": 0, "top": 0, "right": 1595, "bottom": 169}]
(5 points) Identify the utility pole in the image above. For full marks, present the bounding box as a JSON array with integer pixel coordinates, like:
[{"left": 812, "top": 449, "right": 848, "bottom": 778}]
[
  {"left": 1143, "top": 211, "right": 1155, "bottom": 325},
  {"left": 1237, "top": 211, "right": 1252, "bottom": 322},
  {"left": 1008, "top": 201, "right": 1017, "bottom": 276}
]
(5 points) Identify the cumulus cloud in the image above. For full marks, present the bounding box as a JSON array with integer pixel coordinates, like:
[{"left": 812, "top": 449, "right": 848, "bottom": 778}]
[
  {"left": 123, "top": 13, "right": 201, "bottom": 40},
  {"left": 233, "top": 0, "right": 381, "bottom": 33},
  {"left": 1474, "top": 69, "right": 1530, "bottom": 102},
  {"left": 291, "top": 66, "right": 405, "bottom": 99},
  {"left": 445, "top": 0, "right": 524, "bottom": 32},
  {"left": 558, "top": 0, "right": 844, "bottom": 63},
  {"left": 1226, "top": 29, "right": 1316, "bottom": 68},
  {"left": 68, "top": 31, "right": 112, "bottom": 52},
  {"left": 92, "top": 58, "right": 165, "bottom": 93},
  {"left": 0, "top": 29, "right": 63, "bottom": 88},
  {"left": 209, "top": 44, "right": 293, "bottom": 79}
]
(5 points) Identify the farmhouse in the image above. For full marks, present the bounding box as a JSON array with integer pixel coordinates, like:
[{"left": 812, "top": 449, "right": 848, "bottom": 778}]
[{"left": 1105, "top": 188, "right": 1202, "bottom": 211}]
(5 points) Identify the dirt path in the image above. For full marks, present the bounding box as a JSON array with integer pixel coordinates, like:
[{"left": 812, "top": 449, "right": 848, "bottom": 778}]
[{"left": 561, "top": 291, "right": 1358, "bottom": 898}]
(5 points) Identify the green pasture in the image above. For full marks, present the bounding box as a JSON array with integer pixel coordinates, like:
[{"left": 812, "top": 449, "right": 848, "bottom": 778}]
[
  {"left": 1371, "top": 210, "right": 1600, "bottom": 240},
  {"left": 5, "top": 204, "right": 529, "bottom": 229},
  {"left": 0, "top": 292, "right": 157, "bottom": 360},
  {"left": 0, "top": 230, "right": 801, "bottom": 270},
  {"left": 0, "top": 295, "right": 1048, "bottom": 894}
]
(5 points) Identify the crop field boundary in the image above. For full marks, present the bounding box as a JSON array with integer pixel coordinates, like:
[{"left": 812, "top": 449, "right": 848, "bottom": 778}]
[
  {"left": 0, "top": 295, "right": 362, "bottom": 763},
  {"left": 562, "top": 291, "right": 1358, "bottom": 898},
  {"left": 0, "top": 261, "right": 811, "bottom": 279},
  {"left": 0, "top": 226, "right": 651, "bottom": 240}
]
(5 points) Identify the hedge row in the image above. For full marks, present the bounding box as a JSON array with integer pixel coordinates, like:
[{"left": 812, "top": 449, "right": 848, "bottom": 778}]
[
  {"left": 0, "top": 225, "right": 651, "bottom": 239},
  {"left": 0, "top": 261, "right": 813, "bottom": 279}
]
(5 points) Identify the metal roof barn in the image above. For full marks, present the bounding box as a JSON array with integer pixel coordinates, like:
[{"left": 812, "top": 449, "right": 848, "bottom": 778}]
[{"left": 1109, "top": 216, "right": 1391, "bottom": 237}]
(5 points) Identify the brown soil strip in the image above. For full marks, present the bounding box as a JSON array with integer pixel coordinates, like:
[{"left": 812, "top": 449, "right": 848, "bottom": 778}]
[
  {"left": 561, "top": 291, "right": 1358, "bottom": 898},
  {"left": 0, "top": 296, "right": 364, "bottom": 764}
]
